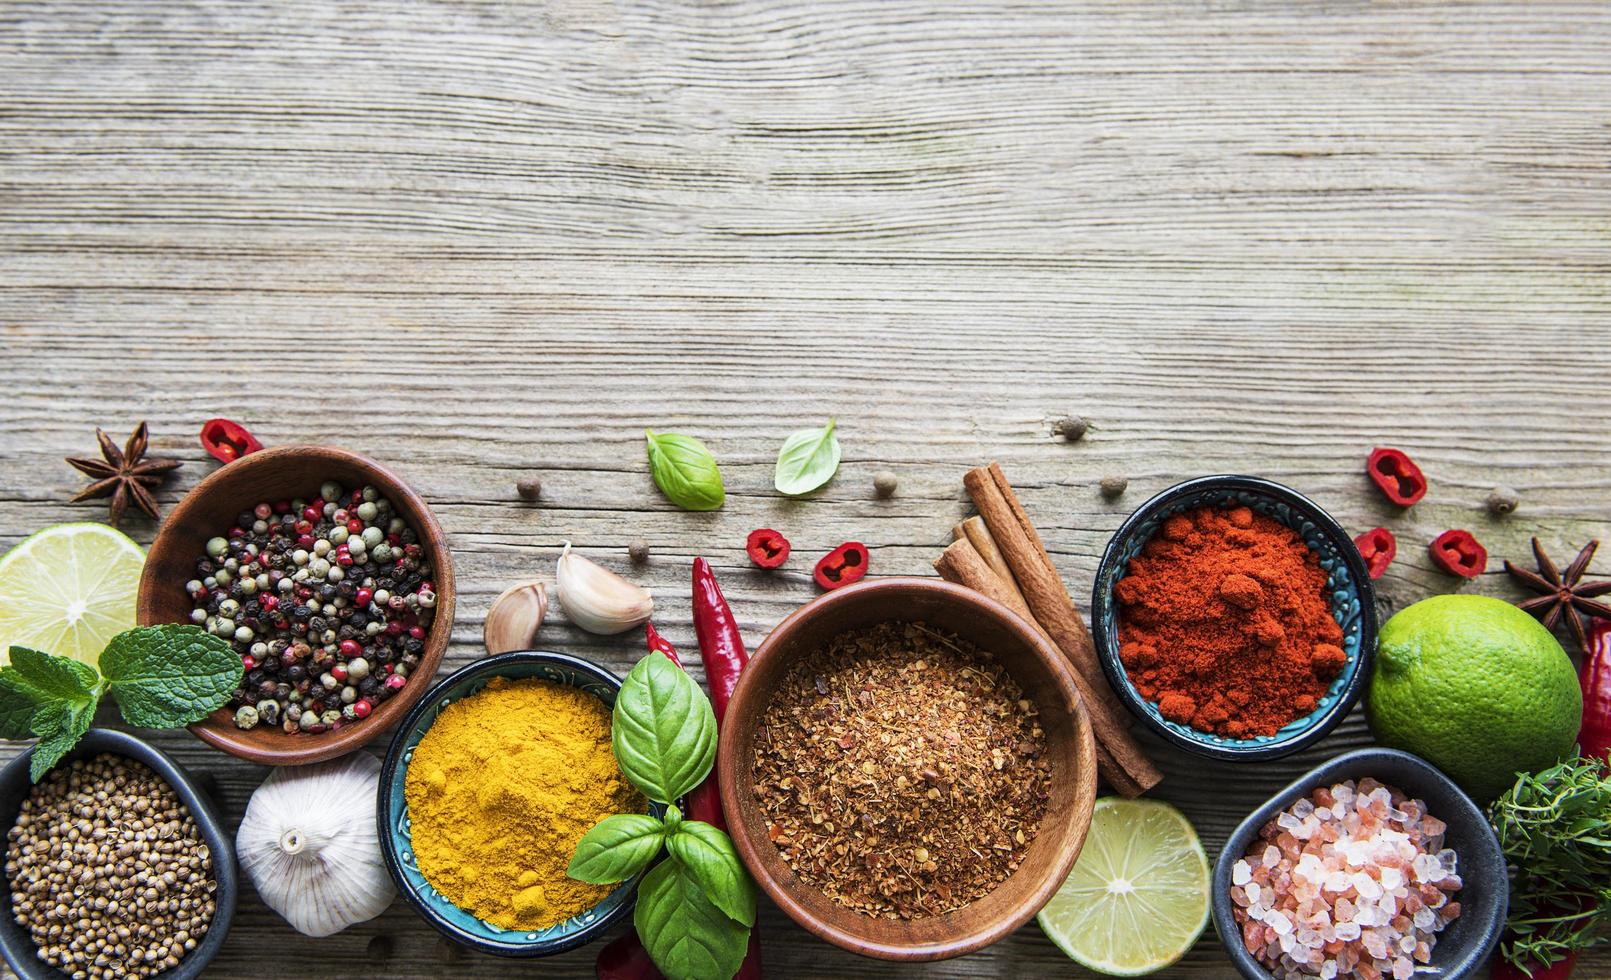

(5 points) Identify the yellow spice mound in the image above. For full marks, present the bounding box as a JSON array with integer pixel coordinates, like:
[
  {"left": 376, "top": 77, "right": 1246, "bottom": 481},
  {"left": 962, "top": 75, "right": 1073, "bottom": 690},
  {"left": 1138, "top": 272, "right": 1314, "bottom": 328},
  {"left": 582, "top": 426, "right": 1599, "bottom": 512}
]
[{"left": 405, "top": 676, "right": 645, "bottom": 930}]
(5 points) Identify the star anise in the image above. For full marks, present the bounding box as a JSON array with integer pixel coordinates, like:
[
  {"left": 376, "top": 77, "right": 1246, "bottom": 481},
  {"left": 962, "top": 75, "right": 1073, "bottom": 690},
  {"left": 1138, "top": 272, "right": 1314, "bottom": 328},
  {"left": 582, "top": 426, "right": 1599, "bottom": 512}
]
[
  {"left": 65, "top": 422, "right": 182, "bottom": 526},
  {"left": 1504, "top": 537, "right": 1611, "bottom": 652}
]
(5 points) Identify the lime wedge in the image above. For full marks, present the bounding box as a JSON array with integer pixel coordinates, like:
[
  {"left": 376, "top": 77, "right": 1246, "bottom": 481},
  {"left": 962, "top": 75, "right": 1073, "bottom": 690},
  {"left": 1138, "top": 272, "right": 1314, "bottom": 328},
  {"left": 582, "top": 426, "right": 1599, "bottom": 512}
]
[
  {"left": 1038, "top": 798, "right": 1210, "bottom": 976},
  {"left": 0, "top": 523, "right": 145, "bottom": 667}
]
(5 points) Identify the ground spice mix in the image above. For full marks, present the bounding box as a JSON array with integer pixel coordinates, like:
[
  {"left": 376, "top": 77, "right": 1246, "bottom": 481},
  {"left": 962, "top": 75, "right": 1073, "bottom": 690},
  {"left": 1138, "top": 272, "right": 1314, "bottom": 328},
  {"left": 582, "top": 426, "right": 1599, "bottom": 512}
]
[
  {"left": 752, "top": 621, "right": 1049, "bottom": 919},
  {"left": 1116, "top": 505, "right": 1345, "bottom": 738}
]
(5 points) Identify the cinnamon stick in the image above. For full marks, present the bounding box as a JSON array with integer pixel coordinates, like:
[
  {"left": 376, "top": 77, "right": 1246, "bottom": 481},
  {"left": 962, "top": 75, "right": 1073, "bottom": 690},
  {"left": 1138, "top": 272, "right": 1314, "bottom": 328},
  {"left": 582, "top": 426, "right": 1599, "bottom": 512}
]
[
  {"left": 962, "top": 462, "right": 1163, "bottom": 795},
  {"left": 959, "top": 516, "right": 1015, "bottom": 585},
  {"left": 934, "top": 537, "right": 1147, "bottom": 797}
]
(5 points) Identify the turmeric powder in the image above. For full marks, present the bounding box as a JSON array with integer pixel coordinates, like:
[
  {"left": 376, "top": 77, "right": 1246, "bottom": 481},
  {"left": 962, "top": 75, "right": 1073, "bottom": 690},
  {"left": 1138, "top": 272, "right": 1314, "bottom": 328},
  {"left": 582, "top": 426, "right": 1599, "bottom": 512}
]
[{"left": 404, "top": 676, "right": 645, "bottom": 930}]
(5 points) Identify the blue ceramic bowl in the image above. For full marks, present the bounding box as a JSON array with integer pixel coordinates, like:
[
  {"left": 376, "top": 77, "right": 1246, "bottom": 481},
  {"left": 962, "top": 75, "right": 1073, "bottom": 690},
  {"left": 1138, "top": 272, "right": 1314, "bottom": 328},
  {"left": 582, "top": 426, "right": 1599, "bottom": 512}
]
[
  {"left": 1092, "top": 475, "right": 1377, "bottom": 761},
  {"left": 1211, "top": 748, "right": 1507, "bottom": 980},
  {"left": 377, "top": 651, "right": 660, "bottom": 957},
  {"left": 0, "top": 729, "right": 237, "bottom": 980}
]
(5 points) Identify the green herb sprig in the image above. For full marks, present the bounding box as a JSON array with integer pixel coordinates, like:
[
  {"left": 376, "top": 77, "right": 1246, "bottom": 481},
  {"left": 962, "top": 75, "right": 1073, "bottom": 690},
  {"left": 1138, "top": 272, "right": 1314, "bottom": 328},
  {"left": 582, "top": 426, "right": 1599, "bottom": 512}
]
[
  {"left": 1489, "top": 756, "right": 1611, "bottom": 973},
  {"left": 568, "top": 654, "right": 754, "bottom": 980},
  {"left": 645, "top": 431, "right": 725, "bottom": 511},
  {"left": 1, "top": 627, "right": 244, "bottom": 782},
  {"left": 773, "top": 418, "right": 841, "bottom": 496}
]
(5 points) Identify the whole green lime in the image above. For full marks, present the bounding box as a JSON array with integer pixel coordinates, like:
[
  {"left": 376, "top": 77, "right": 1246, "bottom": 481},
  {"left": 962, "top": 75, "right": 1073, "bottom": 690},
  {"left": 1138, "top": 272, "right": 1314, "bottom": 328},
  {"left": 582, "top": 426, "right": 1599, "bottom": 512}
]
[{"left": 1368, "top": 594, "right": 1581, "bottom": 801}]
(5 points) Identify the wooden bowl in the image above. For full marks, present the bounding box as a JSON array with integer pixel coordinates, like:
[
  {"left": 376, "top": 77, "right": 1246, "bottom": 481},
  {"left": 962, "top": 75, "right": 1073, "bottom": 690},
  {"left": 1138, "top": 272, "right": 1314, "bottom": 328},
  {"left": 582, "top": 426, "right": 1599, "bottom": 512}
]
[
  {"left": 137, "top": 445, "right": 455, "bottom": 766},
  {"left": 718, "top": 578, "right": 1098, "bottom": 961}
]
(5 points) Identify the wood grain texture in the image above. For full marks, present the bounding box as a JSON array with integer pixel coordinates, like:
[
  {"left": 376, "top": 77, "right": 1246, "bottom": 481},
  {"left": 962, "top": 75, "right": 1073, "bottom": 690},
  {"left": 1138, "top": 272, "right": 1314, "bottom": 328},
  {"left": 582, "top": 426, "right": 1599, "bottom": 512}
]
[{"left": 2, "top": 0, "right": 1609, "bottom": 976}]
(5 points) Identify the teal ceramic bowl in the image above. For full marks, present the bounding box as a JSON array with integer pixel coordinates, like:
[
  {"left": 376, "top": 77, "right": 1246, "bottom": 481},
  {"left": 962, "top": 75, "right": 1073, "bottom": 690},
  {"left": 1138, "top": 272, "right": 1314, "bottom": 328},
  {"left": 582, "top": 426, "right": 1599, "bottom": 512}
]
[
  {"left": 1091, "top": 476, "right": 1377, "bottom": 761},
  {"left": 377, "top": 651, "right": 659, "bottom": 956}
]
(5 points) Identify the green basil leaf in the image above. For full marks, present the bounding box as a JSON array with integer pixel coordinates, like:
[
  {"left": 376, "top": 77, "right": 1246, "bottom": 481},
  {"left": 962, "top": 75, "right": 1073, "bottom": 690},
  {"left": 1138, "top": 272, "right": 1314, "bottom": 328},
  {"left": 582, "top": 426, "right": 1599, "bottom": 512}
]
[
  {"left": 28, "top": 698, "right": 95, "bottom": 783},
  {"left": 612, "top": 654, "right": 717, "bottom": 804},
  {"left": 568, "top": 813, "right": 667, "bottom": 884},
  {"left": 99, "top": 625, "right": 243, "bottom": 729},
  {"left": 645, "top": 431, "right": 725, "bottom": 511},
  {"left": 665, "top": 821, "right": 757, "bottom": 926},
  {"left": 635, "top": 857, "right": 750, "bottom": 980},
  {"left": 773, "top": 418, "right": 841, "bottom": 496},
  {"left": 7, "top": 647, "right": 99, "bottom": 701}
]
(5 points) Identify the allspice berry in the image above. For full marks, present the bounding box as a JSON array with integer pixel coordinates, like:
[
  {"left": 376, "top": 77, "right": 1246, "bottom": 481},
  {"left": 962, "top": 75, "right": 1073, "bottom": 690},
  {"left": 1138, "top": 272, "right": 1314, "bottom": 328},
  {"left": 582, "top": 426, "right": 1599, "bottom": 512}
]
[
  {"left": 628, "top": 539, "right": 650, "bottom": 564},
  {"left": 515, "top": 476, "right": 542, "bottom": 501},
  {"left": 1486, "top": 486, "right": 1520, "bottom": 516},
  {"left": 872, "top": 470, "right": 898, "bottom": 499},
  {"left": 1099, "top": 475, "right": 1128, "bottom": 499},
  {"left": 1051, "top": 415, "right": 1089, "bottom": 441}
]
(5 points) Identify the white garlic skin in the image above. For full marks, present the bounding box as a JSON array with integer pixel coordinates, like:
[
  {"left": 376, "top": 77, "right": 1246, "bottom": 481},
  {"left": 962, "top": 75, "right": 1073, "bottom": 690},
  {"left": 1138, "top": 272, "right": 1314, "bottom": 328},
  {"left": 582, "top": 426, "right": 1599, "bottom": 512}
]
[
  {"left": 555, "top": 541, "right": 653, "bottom": 634},
  {"left": 236, "top": 752, "right": 395, "bottom": 938}
]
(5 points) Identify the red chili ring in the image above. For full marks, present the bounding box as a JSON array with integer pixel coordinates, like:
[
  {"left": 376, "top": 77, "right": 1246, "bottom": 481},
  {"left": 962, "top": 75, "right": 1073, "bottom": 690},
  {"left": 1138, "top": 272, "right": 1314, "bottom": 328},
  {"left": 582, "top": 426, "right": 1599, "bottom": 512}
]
[
  {"left": 1353, "top": 527, "right": 1397, "bottom": 580},
  {"left": 1429, "top": 529, "right": 1486, "bottom": 578},
  {"left": 1366, "top": 447, "right": 1427, "bottom": 507},
  {"left": 745, "top": 528, "right": 791, "bottom": 569},
  {"left": 200, "top": 417, "right": 264, "bottom": 464},
  {"left": 813, "top": 541, "right": 868, "bottom": 590}
]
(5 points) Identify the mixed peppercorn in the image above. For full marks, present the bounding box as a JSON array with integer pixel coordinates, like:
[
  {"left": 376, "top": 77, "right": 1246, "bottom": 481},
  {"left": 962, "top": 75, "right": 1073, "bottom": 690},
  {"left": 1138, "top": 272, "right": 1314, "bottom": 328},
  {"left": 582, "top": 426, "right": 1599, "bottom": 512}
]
[{"left": 187, "top": 481, "right": 435, "bottom": 734}]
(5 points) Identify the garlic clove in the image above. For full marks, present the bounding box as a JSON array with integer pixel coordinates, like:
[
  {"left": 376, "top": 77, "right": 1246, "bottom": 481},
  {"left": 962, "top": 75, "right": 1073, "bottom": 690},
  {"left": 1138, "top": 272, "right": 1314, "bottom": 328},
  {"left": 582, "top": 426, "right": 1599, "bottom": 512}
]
[
  {"left": 484, "top": 580, "right": 548, "bottom": 654},
  {"left": 555, "top": 541, "right": 653, "bottom": 635},
  {"left": 236, "top": 753, "right": 395, "bottom": 938}
]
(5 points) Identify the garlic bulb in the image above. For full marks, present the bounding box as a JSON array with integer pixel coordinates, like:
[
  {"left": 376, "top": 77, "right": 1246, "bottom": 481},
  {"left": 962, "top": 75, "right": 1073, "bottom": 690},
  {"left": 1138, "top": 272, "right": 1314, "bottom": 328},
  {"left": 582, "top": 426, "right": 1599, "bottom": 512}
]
[
  {"left": 555, "top": 541, "right": 653, "bottom": 634},
  {"left": 484, "top": 580, "right": 547, "bottom": 653},
  {"left": 236, "top": 752, "right": 395, "bottom": 937}
]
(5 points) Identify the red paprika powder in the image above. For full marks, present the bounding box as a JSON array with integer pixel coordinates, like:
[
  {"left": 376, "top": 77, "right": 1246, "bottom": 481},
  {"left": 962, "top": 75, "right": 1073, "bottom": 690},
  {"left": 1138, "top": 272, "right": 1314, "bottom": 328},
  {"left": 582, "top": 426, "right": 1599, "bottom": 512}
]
[{"left": 1115, "top": 505, "right": 1346, "bottom": 738}]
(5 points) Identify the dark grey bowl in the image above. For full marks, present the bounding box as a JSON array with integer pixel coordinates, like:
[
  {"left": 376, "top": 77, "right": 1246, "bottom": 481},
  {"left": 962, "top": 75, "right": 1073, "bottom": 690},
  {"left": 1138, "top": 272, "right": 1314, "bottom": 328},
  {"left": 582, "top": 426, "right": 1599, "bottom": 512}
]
[
  {"left": 1211, "top": 748, "right": 1507, "bottom": 980},
  {"left": 0, "top": 729, "right": 237, "bottom": 980},
  {"left": 1092, "top": 475, "right": 1377, "bottom": 761},
  {"left": 378, "top": 651, "right": 663, "bottom": 957}
]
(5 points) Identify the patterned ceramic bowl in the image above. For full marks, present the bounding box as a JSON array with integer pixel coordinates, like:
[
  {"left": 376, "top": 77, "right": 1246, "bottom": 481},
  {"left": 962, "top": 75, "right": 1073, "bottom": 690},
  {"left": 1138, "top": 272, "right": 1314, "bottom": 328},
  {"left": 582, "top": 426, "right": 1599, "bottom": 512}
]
[
  {"left": 1091, "top": 475, "right": 1378, "bottom": 761},
  {"left": 377, "top": 651, "right": 660, "bottom": 956}
]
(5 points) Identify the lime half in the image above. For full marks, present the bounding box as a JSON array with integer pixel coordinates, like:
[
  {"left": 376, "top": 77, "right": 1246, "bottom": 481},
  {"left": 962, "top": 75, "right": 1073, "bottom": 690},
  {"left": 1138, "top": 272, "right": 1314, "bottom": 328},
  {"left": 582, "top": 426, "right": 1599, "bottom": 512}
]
[
  {"left": 1038, "top": 798, "right": 1210, "bottom": 976},
  {"left": 0, "top": 523, "right": 145, "bottom": 667}
]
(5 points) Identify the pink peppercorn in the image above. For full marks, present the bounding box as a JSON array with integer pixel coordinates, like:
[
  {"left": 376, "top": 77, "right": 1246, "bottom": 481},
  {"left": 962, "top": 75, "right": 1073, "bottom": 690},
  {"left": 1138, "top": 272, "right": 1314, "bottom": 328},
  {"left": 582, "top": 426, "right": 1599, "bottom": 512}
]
[
  {"left": 254, "top": 503, "right": 272, "bottom": 520},
  {"left": 408, "top": 625, "right": 425, "bottom": 641},
  {"left": 385, "top": 674, "right": 407, "bottom": 691},
  {"left": 302, "top": 506, "right": 322, "bottom": 523},
  {"left": 331, "top": 664, "right": 348, "bottom": 682},
  {"left": 355, "top": 588, "right": 373, "bottom": 606},
  {"left": 273, "top": 499, "right": 291, "bottom": 514},
  {"left": 241, "top": 654, "right": 256, "bottom": 671},
  {"left": 346, "top": 519, "right": 364, "bottom": 534},
  {"left": 353, "top": 699, "right": 373, "bottom": 719},
  {"left": 259, "top": 595, "right": 278, "bottom": 611},
  {"left": 339, "top": 639, "right": 362, "bottom": 658}
]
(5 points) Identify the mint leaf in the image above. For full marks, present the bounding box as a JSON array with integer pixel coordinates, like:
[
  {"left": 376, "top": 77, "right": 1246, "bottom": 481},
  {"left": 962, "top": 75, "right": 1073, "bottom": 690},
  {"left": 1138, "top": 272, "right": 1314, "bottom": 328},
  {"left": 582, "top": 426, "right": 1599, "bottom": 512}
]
[
  {"left": 0, "top": 669, "right": 48, "bottom": 740},
  {"left": 635, "top": 857, "right": 749, "bottom": 980},
  {"left": 99, "top": 625, "right": 242, "bottom": 729},
  {"left": 665, "top": 821, "right": 756, "bottom": 927},
  {"left": 568, "top": 813, "right": 667, "bottom": 884},
  {"left": 28, "top": 699, "right": 94, "bottom": 782},
  {"left": 612, "top": 654, "right": 717, "bottom": 804},
  {"left": 8, "top": 647, "right": 98, "bottom": 701}
]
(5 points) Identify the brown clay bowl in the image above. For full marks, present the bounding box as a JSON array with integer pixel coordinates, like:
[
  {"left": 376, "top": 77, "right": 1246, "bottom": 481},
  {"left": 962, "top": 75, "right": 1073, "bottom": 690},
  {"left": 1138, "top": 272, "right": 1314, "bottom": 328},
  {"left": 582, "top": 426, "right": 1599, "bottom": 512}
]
[
  {"left": 137, "top": 445, "right": 455, "bottom": 766},
  {"left": 718, "top": 577, "right": 1098, "bottom": 962}
]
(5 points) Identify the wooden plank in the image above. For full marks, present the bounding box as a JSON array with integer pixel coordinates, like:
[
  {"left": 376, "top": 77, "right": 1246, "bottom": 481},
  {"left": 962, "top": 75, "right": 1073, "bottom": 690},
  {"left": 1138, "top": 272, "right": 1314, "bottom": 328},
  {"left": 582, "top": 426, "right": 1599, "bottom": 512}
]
[{"left": 2, "top": 0, "right": 1609, "bottom": 976}]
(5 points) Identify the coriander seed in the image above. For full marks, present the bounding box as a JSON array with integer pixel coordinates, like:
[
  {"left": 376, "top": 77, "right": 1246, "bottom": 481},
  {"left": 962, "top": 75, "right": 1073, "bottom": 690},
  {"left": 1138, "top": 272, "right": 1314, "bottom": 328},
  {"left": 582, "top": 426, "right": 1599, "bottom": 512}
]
[{"left": 872, "top": 470, "right": 898, "bottom": 499}]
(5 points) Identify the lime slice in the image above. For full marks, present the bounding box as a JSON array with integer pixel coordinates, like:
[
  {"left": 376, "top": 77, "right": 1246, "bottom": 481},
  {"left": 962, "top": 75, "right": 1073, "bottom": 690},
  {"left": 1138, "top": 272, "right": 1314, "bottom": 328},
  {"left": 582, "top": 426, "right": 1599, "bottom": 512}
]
[
  {"left": 0, "top": 523, "right": 145, "bottom": 667},
  {"left": 1038, "top": 798, "right": 1210, "bottom": 976}
]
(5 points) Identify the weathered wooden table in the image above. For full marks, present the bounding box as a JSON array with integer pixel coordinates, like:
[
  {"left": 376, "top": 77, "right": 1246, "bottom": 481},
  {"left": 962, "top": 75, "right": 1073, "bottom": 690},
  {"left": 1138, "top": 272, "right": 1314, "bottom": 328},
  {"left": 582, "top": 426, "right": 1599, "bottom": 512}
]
[{"left": 4, "top": 1, "right": 1609, "bottom": 977}]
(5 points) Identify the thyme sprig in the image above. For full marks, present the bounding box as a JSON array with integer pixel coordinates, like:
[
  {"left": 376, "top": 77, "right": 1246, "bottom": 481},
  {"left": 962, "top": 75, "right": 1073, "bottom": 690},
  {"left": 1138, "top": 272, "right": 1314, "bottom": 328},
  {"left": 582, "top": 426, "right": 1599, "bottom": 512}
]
[{"left": 1488, "top": 756, "right": 1611, "bottom": 973}]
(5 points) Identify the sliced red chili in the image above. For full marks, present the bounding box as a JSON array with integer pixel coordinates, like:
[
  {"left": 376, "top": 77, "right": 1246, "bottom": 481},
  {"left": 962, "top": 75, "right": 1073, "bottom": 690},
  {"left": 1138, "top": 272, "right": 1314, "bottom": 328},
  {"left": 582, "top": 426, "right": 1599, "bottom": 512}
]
[
  {"left": 199, "top": 418, "right": 263, "bottom": 463},
  {"left": 1429, "top": 529, "right": 1487, "bottom": 578},
  {"left": 1366, "top": 447, "right": 1427, "bottom": 506},
  {"left": 813, "top": 541, "right": 868, "bottom": 590},
  {"left": 1353, "top": 527, "right": 1396, "bottom": 580},
  {"left": 745, "top": 528, "right": 790, "bottom": 569}
]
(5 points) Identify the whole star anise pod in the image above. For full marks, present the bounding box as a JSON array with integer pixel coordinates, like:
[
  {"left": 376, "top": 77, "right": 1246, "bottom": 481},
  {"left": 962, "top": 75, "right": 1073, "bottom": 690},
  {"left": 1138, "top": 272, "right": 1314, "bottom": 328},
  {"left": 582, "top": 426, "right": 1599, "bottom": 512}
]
[
  {"left": 65, "top": 422, "right": 182, "bottom": 526},
  {"left": 1504, "top": 537, "right": 1611, "bottom": 652}
]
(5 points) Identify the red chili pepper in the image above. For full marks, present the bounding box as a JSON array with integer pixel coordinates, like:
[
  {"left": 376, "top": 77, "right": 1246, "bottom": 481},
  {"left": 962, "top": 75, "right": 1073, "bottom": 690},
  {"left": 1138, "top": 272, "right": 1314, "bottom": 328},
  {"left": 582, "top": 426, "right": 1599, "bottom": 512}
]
[
  {"left": 744, "top": 528, "right": 790, "bottom": 569},
  {"left": 692, "top": 557, "right": 748, "bottom": 720},
  {"left": 1353, "top": 527, "right": 1397, "bottom": 580},
  {"left": 1429, "top": 529, "right": 1487, "bottom": 578},
  {"left": 1581, "top": 621, "right": 1611, "bottom": 766},
  {"left": 1491, "top": 952, "right": 1577, "bottom": 980},
  {"left": 645, "top": 622, "right": 679, "bottom": 663},
  {"left": 812, "top": 541, "right": 868, "bottom": 591},
  {"left": 199, "top": 418, "right": 263, "bottom": 463},
  {"left": 595, "top": 932, "right": 666, "bottom": 980},
  {"left": 1366, "top": 447, "right": 1428, "bottom": 506}
]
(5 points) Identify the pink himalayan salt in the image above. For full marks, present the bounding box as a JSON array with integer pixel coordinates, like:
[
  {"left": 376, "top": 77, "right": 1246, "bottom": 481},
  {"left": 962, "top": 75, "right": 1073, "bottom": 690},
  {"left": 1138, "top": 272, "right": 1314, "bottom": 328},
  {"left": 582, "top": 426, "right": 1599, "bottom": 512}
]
[{"left": 1229, "top": 779, "right": 1462, "bottom": 980}]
